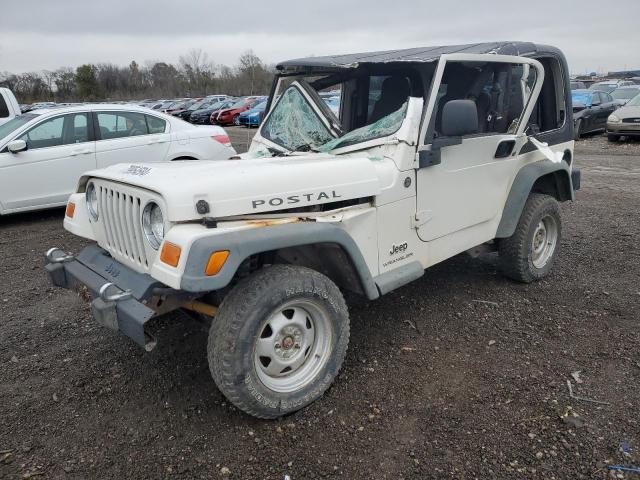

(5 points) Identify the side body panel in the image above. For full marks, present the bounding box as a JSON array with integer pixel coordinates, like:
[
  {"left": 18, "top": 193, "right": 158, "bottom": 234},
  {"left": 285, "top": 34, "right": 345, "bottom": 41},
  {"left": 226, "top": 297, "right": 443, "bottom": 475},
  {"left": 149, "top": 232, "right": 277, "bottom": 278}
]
[{"left": 0, "top": 112, "right": 97, "bottom": 212}]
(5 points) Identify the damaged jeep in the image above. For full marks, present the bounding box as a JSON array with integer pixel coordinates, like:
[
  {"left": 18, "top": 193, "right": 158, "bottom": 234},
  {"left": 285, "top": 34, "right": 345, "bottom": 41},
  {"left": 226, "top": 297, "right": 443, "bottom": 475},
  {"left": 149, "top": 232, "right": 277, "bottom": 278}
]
[{"left": 46, "top": 42, "right": 580, "bottom": 419}]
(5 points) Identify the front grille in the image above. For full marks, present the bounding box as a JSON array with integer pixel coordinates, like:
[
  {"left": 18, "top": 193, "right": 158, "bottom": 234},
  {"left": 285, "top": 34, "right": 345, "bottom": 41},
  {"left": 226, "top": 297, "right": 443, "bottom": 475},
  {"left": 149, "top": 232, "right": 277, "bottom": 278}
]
[
  {"left": 622, "top": 117, "right": 640, "bottom": 123},
  {"left": 97, "top": 185, "right": 150, "bottom": 270}
]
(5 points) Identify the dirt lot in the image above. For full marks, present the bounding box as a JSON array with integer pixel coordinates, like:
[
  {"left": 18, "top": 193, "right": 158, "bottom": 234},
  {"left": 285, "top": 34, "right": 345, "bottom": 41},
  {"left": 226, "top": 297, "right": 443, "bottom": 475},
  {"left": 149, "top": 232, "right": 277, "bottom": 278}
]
[{"left": 1, "top": 129, "right": 639, "bottom": 479}]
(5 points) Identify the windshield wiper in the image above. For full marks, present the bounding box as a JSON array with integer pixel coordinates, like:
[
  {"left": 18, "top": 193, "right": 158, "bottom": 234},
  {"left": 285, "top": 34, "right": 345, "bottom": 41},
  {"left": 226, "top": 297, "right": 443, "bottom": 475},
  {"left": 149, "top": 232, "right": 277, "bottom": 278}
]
[{"left": 292, "top": 143, "right": 317, "bottom": 152}]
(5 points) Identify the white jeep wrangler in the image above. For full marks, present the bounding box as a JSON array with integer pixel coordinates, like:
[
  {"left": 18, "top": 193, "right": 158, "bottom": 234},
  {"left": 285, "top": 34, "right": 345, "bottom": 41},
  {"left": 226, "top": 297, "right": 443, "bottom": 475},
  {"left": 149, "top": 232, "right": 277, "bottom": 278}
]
[{"left": 46, "top": 42, "right": 580, "bottom": 419}]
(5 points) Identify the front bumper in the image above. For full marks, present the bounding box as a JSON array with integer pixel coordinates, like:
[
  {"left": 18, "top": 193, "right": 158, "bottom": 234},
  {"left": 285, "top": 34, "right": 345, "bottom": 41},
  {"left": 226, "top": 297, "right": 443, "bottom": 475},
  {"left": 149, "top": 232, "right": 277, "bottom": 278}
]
[
  {"left": 45, "top": 245, "right": 164, "bottom": 350},
  {"left": 607, "top": 122, "right": 640, "bottom": 136}
]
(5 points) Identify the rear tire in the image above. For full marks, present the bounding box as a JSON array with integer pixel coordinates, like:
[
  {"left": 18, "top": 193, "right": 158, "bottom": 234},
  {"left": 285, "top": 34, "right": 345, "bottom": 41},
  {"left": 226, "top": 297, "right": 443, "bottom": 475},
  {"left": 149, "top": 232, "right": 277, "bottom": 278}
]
[
  {"left": 499, "top": 193, "right": 562, "bottom": 283},
  {"left": 607, "top": 133, "right": 620, "bottom": 142},
  {"left": 208, "top": 265, "right": 349, "bottom": 419}
]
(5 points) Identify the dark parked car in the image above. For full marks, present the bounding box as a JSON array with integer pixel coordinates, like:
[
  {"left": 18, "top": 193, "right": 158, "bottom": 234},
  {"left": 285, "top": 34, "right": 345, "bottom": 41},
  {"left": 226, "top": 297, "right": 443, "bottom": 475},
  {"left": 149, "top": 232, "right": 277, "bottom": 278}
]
[
  {"left": 189, "top": 100, "right": 236, "bottom": 124},
  {"left": 572, "top": 89, "right": 617, "bottom": 139},
  {"left": 152, "top": 100, "right": 180, "bottom": 111},
  {"left": 167, "top": 99, "right": 199, "bottom": 116},
  {"left": 176, "top": 99, "right": 211, "bottom": 121}
]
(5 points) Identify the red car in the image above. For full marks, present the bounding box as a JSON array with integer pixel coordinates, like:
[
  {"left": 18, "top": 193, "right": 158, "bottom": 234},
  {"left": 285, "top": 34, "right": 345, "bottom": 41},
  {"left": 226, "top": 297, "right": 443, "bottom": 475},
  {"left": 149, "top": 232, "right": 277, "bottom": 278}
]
[{"left": 212, "top": 97, "right": 262, "bottom": 125}]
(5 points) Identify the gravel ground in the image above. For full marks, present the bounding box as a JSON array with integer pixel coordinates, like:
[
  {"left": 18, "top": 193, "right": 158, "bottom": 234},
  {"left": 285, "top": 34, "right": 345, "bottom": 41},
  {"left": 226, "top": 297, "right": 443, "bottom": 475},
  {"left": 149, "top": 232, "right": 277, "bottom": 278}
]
[{"left": 1, "top": 129, "right": 639, "bottom": 479}]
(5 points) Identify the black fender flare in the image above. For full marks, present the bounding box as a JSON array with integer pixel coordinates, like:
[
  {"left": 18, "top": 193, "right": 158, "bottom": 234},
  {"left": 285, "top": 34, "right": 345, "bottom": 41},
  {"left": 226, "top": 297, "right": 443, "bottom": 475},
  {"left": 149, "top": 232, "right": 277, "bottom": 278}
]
[
  {"left": 181, "top": 222, "right": 380, "bottom": 300},
  {"left": 496, "top": 160, "right": 575, "bottom": 238}
]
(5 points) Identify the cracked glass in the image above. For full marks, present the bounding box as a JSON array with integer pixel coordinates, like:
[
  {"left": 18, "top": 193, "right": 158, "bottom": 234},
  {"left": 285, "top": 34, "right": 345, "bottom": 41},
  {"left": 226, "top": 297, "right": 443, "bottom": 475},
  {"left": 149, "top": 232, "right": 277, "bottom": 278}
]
[
  {"left": 261, "top": 82, "right": 408, "bottom": 154},
  {"left": 318, "top": 102, "right": 407, "bottom": 152},
  {"left": 261, "top": 86, "right": 335, "bottom": 151}
]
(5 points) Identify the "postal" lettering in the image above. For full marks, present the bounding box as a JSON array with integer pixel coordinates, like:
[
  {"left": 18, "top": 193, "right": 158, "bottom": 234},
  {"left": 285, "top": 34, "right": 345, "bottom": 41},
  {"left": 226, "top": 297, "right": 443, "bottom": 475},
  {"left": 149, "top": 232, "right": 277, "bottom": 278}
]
[{"left": 252, "top": 190, "right": 341, "bottom": 209}]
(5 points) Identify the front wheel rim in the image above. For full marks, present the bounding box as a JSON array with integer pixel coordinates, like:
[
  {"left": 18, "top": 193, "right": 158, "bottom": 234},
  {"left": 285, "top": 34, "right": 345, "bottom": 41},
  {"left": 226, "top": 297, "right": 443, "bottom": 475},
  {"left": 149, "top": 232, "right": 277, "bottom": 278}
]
[
  {"left": 531, "top": 214, "right": 558, "bottom": 268},
  {"left": 253, "top": 299, "right": 333, "bottom": 393}
]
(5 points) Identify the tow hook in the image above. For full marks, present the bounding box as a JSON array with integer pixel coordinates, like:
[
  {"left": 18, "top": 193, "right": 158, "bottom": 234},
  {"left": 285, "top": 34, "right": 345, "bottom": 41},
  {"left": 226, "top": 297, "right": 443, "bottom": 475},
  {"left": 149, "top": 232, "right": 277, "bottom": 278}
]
[
  {"left": 45, "top": 247, "right": 74, "bottom": 263},
  {"left": 98, "top": 282, "right": 132, "bottom": 302}
]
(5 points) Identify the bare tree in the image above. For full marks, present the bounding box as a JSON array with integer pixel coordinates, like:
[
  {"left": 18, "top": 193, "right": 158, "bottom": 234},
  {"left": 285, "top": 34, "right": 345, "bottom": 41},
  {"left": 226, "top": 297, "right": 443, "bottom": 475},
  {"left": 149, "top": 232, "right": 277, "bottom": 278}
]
[
  {"left": 179, "top": 48, "right": 215, "bottom": 96},
  {"left": 0, "top": 50, "right": 274, "bottom": 103}
]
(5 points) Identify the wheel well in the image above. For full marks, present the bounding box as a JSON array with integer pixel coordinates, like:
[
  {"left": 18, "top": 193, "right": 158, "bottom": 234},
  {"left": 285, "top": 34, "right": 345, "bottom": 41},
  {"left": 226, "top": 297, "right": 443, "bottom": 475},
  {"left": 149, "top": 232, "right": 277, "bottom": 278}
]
[
  {"left": 171, "top": 156, "right": 197, "bottom": 161},
  {"left": 531, "top": 170, "right": 572, "bottom": 202},
  {"left": 240, "top": 243, "right": 367, "bottom": 297}
]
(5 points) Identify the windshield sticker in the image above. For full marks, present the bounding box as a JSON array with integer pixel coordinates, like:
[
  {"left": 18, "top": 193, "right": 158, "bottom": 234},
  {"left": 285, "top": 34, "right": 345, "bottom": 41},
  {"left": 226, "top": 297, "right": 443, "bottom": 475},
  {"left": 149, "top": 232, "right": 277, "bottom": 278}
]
[{"left": 122, "top": 165, "right": 152, "bottom": 176}]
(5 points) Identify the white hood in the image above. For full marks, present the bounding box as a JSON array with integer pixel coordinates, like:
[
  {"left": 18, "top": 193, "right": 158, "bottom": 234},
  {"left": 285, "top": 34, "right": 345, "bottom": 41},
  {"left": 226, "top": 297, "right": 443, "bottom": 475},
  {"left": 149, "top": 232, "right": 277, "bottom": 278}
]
[{"left": 80, "top": 155, "right": 386, "bottom": 221}]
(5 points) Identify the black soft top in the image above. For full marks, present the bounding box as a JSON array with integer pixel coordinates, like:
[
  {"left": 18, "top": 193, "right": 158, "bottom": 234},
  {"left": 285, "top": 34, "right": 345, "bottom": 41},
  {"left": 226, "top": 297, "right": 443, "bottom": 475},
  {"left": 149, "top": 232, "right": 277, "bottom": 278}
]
[{"left": 276, "top": 41, "right": 563, "bottom": 73}]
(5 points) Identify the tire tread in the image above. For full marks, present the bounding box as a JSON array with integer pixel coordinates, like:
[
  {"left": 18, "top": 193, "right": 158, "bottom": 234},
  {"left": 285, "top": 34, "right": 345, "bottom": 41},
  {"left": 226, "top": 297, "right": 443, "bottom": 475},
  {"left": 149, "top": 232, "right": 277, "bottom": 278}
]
[
  {"left": 208, "top": 264, "right": 349, "bottom": 419},
  {"left": 499, "top": 193, "right": 561, "bottom": 283}
]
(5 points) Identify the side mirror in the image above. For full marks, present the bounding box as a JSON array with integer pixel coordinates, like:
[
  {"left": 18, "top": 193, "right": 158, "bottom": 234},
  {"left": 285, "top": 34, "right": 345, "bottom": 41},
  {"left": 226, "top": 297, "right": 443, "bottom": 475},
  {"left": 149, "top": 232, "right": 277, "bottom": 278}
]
[
  {"left": 441, "top": 100, "right": 479, "bottom": 137},
  {"left": 418, "top": 100, "right": 479, "bottom": 168},
  {"left": 7, "top": 139, "right": 27, "bottom": 153}
]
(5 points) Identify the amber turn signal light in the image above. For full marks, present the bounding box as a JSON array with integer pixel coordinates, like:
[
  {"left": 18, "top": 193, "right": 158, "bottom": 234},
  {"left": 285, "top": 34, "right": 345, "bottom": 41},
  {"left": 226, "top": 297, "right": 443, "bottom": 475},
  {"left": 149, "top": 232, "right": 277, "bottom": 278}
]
[
  {"left": 205, "top": 250, "right": 230, "bottom": 276},
  {"left": 65, "top": 202, "right": 76, "bottom": 218},
  {"left": 160, "top": 242, "right": 182, "bottom": 267}
]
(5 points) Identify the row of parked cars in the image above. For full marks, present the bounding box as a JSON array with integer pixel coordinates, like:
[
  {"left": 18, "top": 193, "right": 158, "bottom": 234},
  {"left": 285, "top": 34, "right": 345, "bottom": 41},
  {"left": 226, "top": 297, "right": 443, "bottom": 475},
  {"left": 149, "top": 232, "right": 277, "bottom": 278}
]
[
  {"left": 137, "top": 95, "right": 269, "bottom": 127},
  {"left": 140, "top": 91, "right": 341, "bottom": 128},
  {"left": 570, "top": 78, "right": 640, "bottom": 141}
]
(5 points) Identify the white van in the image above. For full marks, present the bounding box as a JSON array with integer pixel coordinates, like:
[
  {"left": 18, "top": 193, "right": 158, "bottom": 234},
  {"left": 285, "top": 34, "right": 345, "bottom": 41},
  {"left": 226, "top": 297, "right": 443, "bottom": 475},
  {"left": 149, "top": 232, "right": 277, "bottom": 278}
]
[{"left": 0, "top": 88, "right": 21, "bottom": 127}]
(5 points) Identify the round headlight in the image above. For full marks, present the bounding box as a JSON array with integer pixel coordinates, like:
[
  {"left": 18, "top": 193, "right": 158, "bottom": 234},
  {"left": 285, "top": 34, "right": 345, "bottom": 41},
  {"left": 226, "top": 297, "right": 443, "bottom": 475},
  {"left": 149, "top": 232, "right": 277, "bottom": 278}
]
[
  {"left": 86, "top": 183, "right": 99, "bottom": 220},
  {"left": 142, "top": 202, "right": 164, "bottom": 250},
  {"left": 608, "top": 114, "right": 620, "bottom": 123}
]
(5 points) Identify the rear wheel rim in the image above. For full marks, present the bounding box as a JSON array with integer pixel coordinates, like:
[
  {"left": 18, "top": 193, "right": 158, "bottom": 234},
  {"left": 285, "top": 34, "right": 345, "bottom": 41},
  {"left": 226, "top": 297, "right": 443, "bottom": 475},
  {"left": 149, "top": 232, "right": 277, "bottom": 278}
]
[
  {"left": 531, "top": 214, "right": 558, "bottom": 268},
  {"left": 253, "top": 299, "right": 332, "bottom": 393}
]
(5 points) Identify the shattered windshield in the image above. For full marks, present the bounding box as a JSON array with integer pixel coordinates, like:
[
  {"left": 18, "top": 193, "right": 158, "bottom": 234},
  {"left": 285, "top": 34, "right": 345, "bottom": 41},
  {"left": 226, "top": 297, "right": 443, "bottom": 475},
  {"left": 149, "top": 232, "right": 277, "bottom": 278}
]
[
  {"left": 261, "top": 86, "right": 335, "bottom": 151},
  {"left": 261, "top": 82, "right": 407, "bottom": 153},
  {"left": 318, "top": 102, "right": 407, "bottom": 152}
]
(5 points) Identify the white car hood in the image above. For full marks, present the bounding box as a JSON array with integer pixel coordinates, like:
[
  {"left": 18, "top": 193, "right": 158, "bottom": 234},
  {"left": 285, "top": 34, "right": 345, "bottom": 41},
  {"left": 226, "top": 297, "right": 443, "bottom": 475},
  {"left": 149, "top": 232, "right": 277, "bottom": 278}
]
[{"left": 80, "top": 155, "right": 386, "bottom": 221}]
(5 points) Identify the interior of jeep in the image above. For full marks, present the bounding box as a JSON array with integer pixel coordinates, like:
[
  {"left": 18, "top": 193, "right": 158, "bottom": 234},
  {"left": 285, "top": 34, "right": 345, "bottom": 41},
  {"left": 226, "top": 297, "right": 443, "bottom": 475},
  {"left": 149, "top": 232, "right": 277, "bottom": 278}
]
[{"left": 431, "top": 62, "right": 533, "bottom": 138}]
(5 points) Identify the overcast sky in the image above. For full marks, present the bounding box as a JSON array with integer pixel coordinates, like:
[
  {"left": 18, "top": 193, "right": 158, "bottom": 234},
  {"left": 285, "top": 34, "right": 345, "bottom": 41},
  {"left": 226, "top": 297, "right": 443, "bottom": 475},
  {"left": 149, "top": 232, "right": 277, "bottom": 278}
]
[{"left": 1, "top": 0, "right": 638, "bottom": 75}]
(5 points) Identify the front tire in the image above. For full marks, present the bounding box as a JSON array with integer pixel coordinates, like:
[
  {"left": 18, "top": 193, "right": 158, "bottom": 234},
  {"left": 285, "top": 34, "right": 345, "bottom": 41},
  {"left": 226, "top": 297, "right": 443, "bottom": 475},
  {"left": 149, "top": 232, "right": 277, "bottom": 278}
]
[
  {"left": 607, "top": 133, "right": 620, "bottom": 142},
  {"left": 499, "top": 193, "right": 562, "bottom": 283},
  {"left": 208, "top": 265, "right": 350, "bottom": 419},
  {"left": 574, "top": 119, "right": 582, "bottom": 140}
]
